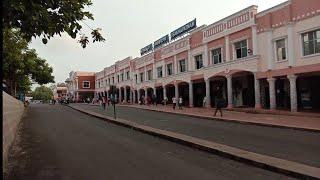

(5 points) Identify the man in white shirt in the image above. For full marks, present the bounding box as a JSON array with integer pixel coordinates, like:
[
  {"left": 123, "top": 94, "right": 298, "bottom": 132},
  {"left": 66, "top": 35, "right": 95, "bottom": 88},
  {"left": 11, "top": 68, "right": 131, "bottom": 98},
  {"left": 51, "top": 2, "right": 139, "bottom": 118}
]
[
  {"left": 178, "top": 96, "right": 183, "bottom": 110},
  {"left": 172, "top": 97, "right": 176, "bottom": 109}
]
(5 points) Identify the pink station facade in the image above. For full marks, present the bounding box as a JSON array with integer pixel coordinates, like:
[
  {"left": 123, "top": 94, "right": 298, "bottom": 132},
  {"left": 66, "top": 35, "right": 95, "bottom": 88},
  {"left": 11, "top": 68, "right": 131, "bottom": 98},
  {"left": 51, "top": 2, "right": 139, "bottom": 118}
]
[{"left": 94, "top": 0, "right": 320, "bottom": 112}]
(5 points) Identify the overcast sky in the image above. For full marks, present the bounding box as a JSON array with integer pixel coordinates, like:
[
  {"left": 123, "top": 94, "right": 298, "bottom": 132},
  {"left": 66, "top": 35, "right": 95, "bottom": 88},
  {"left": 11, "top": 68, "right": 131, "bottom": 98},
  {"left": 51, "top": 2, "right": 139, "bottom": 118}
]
[{"left": 30, "top": 0, "right": 287, "bottom": 86}]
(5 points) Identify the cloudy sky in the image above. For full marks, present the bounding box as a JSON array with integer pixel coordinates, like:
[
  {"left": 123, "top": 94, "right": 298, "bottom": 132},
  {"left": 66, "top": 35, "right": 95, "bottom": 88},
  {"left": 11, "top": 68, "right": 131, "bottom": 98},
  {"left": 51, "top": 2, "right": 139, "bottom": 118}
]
[{"left": 30, "top": 0, "right": 287, "bottom": 85}]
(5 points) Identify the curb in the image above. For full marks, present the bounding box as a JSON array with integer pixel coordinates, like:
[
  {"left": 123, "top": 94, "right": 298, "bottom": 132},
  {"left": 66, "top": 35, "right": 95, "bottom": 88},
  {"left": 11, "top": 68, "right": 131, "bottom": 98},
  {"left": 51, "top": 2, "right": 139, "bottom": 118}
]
[
  {"left": 119, "top": 105, "right": 320, "bottom": 133},
  {"left": 67, "top": 104, "right": 320, "bottom": 179}
]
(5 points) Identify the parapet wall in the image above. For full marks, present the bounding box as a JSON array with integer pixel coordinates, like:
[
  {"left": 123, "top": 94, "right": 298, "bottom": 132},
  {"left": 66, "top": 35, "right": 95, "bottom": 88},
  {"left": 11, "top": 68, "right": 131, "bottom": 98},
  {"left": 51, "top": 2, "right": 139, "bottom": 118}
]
[{"left": 2, "top": 92, "right": 25, "bottom": 170}]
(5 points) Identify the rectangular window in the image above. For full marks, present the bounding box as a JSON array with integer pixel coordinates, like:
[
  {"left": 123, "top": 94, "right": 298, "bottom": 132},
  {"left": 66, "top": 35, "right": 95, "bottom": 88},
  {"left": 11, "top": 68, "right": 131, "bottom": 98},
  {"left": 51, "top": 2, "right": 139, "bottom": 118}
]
[
  {"left": 112, "top": 77, "right": 114, "bottom": 84},
  {"left": 235, "top": 39, "right": 247, "bottom": 59},
  {"left": 140, "top": 72, "right": 144, "bottom": 82},
  {"left": 108, "top": 78, "right": 110, "bottom": 84},
  {"left": 147, "top": 70, "right": 152, "bottom": 80},
  {"left": 126, "top": 71, "right": 130, "bottom": 80},
  {"left": 302, "top": 29, "right": 320, "bottom": 56},
  {"left": 195, "top": 54, "right": 203, "bottom": 69},
  {"left": 157, "top": 66, "right": 163, "bottom": 78},
  {"left": 83, "top": 81, "right": 90, "bottom": 88},
  {"left": 275, "top": 39, "right": 286, "bottom": 61},
  {"left": 211, "top": 48, "right": 222, "bottom": 64},
  {"left": 117, "top": 75, "right": 120, "bottom": 82},
  {"left": 167, "top": 63, "right": 173, "bottom": 76},
  {"left": 135, "top": 74, "right": 138, "bottom": 83},
  {"left": 179, "top": 59, "right": 186, "bottom": 72},
  {"left": 121, "top": 73, "right": 124, "bottom": 81}
]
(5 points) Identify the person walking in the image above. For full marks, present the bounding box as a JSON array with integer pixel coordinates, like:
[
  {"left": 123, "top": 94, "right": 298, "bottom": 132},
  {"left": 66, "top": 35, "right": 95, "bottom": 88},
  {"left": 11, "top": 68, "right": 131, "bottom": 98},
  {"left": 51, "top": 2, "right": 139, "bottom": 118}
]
[
  {"left": 214, "top": 87, "right": 224, "bottom": 117},
  {"left": 107, "top": 96, "right": 110, "bottom": 106},
  {"left": 102, "top": 96, "right": 106, "bottom": 110},
  {"left": 178, "top": 96, "right": 183, "bottom": 110},
  {"left": 203, "top": 96, "right": 207, "bottom": 107},
  {"left": 172, "top": 97, "right": 176, "bottom": 109},
  {"left": 163, "top": 96, "right": 168, "bottom": 106}
]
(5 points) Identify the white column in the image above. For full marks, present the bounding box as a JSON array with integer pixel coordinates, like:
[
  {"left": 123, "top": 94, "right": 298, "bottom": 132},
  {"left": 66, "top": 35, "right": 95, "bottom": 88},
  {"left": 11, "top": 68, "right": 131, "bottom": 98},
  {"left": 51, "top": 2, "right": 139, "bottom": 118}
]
[
  {"left": 252, "top": 25, "right": 258, "bottom": 56},
  {"left": 226, "top": 75, "right": 233, "bottom": 108},
  {"left": 267, "top": 78, "right": 276, "bottom": 110},
  {"left": 107, "top": 91, "right": 109, "bottom": 98},
  {"left": 288, "top": 75, "right": 298, "bottom": 112},
  {"left": 267, "top": 29, "right": 274, "bottom": 70},
  {"left": 163, "top": 86, "right": 167, "bottom": 99},
  {"left": 144, "top": 66, "right": 147, "bottom": 82},
  {"left": 287, "top": 23, "right": 295, "bottom": 67},
  {"left": 132, "top": 90, "right": 136, "bottom": 103},
  {"left": 76, "top": 92, "right": 79, "bottom": 102},
  {"left": 188, "top": 49, "right": 192, "bottom": 71},
  {"left": 204, "top": 43, "right": 209, "bottom": 66},
  {"left": 174, "top": 83, "right": 179, "bottom": 103},
  {"left": 174, "top": 55, "right": 178, "bottom": 74},
  {"left": 254, "top": 73, "right": 261, "bottom": 108},
  {"left": 225, "top": 35, "right": 230, "bottom": 62},
  {"left": 119, "top": 87, "right": 122, "bottom": 103},
  {"left": 189, "top": 81, "right": 194, "bottom": 107},
  {"left": 152, "top": 63, "right": 156, "bottom": 80},
  {"left": 205, "top": 78, "right": 211, "bottom": 107},
  {"left": 153, "top": 87, "right": 156, "bottom": 96},
  {"left": 137, "top": 89, "right": 140, "bottom": 103},
  {"left": 124, "top": 87, "right": 127, "bottom": 102},
  {"left": 144, "top": 87, "right": 148, "bottom": 103}
]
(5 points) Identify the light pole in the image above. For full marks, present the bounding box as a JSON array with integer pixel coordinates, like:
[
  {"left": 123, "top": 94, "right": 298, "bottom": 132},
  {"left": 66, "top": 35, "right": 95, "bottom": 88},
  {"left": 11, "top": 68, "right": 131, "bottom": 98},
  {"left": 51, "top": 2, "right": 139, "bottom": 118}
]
[{"left": 111, "top": 85, "right": 117, "bottom": 119}]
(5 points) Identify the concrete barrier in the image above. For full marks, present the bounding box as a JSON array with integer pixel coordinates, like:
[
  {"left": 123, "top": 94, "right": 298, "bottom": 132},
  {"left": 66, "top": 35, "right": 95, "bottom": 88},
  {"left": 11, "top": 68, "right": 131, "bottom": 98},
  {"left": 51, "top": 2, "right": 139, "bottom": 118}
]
[{"left": 2, "top": 92, "right": 25, "bottom": 171}]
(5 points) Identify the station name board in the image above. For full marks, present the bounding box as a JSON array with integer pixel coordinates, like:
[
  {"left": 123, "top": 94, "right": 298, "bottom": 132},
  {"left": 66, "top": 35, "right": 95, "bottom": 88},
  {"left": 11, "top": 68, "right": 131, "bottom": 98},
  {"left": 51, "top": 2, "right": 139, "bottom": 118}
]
[
  {"left": 170, "top": 19, "right": 197, "bottom": 40},
  {"left": 154, "top": 35, "right": 169, "bottom": 49},
  {"left": 139, "top": 19, "right": 196, "bottom": 56},
  {"left": 140, "top": 44, "right": 153, "bottom": 56}
]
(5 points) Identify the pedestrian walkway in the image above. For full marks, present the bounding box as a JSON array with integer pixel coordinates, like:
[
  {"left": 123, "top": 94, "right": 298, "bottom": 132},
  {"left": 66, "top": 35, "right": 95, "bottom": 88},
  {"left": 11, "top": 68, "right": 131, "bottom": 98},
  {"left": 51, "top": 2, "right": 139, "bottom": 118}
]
[{"left": 119, "top": 104, "right": 320, "bottom": 132}]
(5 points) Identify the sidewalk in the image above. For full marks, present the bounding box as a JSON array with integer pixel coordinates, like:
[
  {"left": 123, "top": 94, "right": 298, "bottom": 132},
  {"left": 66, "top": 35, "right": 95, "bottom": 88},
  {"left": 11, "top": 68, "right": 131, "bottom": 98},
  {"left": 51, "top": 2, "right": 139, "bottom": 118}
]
[{"left": 119, "top": 104, "right": 320, "bottom": 132}]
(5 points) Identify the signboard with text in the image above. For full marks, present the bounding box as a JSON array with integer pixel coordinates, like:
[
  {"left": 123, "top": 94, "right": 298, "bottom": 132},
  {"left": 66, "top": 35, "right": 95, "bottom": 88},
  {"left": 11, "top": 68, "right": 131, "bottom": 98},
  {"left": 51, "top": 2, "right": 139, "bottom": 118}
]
[
  {"left": 170, "top": 19, "right": 197, "bottom": 40},
  {"left": 154, "top": 35, "right": 169, "bottom": 49},
  {"left": 140, "top": 44, "right": 153, "bottom": 56}
]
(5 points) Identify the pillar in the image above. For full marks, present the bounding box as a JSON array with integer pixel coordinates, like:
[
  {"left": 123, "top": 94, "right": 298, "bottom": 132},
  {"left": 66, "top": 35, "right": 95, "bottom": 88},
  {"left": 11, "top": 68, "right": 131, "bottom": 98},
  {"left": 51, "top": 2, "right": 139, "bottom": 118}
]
[
  {"left": 288, "top": 75, "right": 297, "bottom": 112},
  {"left": 153, "top": 87, "right": 156, "bottom": 96},
  {"left": 252, "top": 25, "right": 258, "bottom": 55},
  {"left": 132, "top": 90, "right": 136, "bottom": 103},
  {"left": 267, "top": 78, "right": 276, "bottom": 110},
  {"left": 254, "top": 73, "right": 261, "bottom": 108},
  {"left": 226, "top": 75, "right": 233, "bottom": 108},
  {"left": 205, "top": 78, "right": 211, "bottom": 107},
  {"left": 174, "top": 55, "right": 178, "bottom": 74},
  {"left": 225, "top": 35, "right": 230, "bottom": 62},
  {"left": 144, "top": 88, "right": 148, "bottom": 103},
  {"left": 163, "top": 86, "right": 167, "bottom": 99},
  {"left": 287, "top": 23, "right": 295, "bottom": 67},
  {"left": 188, "top": 49, "right": 192, "bottom": 71},
  {"left": 119, "top": 88, "right": 122, "bottom": 103},
  {"left": 124, "top": 87, "right": 127, "bottom": 103},
  {"left": 174, "top": 83, "right": 179, "bottom": 103},
  {"left": 267, "top": 29, "right": 274, "bottom": 70},
  {"left": 204, "top": 43, "right": 208, "bottom": 66},
  {"left": 189, "top": 81, "right": 194, "bottom": 107},
  {"left": 137, "top": 89, "right": 141, "bottom": 103}
]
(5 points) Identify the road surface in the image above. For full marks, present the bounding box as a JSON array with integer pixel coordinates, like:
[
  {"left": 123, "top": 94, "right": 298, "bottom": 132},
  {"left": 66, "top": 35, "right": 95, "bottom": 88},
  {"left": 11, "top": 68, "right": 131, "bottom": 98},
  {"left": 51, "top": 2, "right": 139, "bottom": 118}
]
[
  {"left": 71, "top": 103, "right": 320, "bottom": 168},
  {"left": 5, "top": 104, "right": 294, "bottom": 180}
]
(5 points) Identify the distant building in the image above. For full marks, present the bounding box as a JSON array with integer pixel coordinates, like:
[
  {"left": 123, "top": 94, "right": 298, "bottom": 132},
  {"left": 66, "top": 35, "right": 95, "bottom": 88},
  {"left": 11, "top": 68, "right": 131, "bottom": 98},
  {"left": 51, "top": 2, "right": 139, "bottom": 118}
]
[
  {"left": 65, "top": 71, "right": 95, "bottom": 102},
  {"left": 75, "top": 0, "right": 320, "bottom": 112},
  {"left": 52, "top": 86, "right": 68, "bottom": 100}
]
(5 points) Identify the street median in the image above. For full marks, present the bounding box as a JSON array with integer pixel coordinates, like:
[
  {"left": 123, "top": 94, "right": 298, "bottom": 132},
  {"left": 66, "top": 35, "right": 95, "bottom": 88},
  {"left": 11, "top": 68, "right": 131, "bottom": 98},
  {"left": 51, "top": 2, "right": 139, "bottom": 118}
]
[{"left": 67, "top": 104, "right": 320, "bottom": 179}]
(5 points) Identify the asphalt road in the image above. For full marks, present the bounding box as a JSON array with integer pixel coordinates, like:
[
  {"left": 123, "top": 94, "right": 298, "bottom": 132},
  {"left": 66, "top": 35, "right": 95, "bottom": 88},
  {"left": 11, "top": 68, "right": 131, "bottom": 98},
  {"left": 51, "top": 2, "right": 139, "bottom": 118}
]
[
  {"left": 71, "top": 103, "right": 320, "bottom": 168},
  {"left": 5, "top": 104, "right": 295, "bottom": 180}
]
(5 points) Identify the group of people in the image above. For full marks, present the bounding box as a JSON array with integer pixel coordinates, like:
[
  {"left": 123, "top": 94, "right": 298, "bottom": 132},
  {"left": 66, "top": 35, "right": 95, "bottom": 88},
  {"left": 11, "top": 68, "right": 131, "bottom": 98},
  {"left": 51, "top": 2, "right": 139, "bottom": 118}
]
[{"left": 171, "top": 96, "right": 183, "bottom": 110}]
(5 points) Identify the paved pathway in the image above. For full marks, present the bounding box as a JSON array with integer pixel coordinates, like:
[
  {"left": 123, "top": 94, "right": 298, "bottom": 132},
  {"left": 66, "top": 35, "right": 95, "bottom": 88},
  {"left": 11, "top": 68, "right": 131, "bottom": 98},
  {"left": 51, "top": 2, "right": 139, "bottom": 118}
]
[
  {"left": 121, "top": 104, "right": 320, "bottom": 131},
  {"left": 71, "top": 103, "right": 320, "bottom": 168},
  {"left": 5, "top": 104, "right": 294, "bottom": 180}
]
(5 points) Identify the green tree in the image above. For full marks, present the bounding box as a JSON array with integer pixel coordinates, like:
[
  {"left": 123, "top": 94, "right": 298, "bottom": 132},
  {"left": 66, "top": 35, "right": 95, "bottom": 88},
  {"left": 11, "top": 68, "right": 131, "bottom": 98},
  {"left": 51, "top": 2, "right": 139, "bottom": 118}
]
[
  {"left": 3, "top": 28, "right": 55, "bottom": 96},
  {"left": 3, "top": 0, "right": 105, "bottom": 48},
  {"left": 32, "top": 86, "right": 54, "bottom": 102}
]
